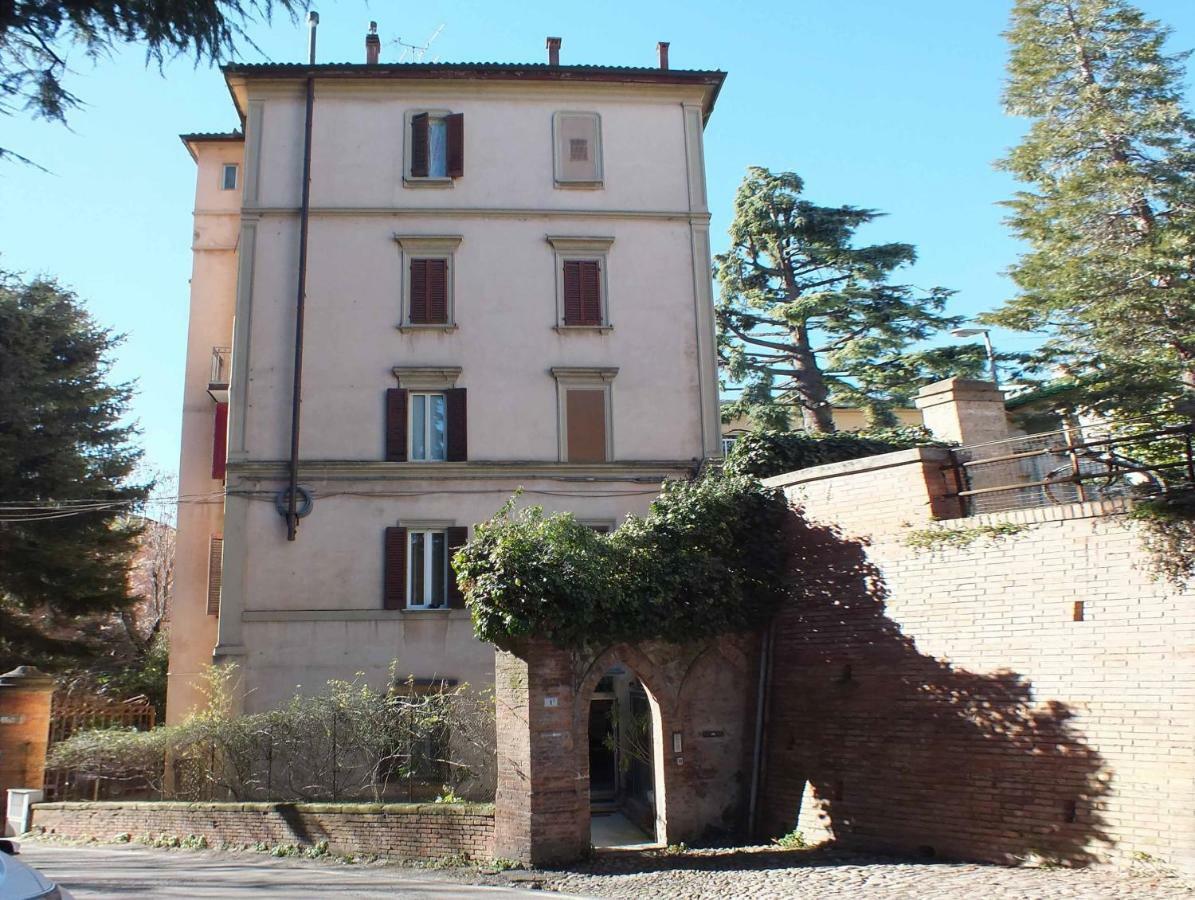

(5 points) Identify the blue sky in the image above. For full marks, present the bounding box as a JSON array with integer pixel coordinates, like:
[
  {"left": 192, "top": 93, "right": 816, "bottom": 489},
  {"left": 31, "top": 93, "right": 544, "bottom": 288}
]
[{"left": 1, "top": 0, "right": 1193, "bottom": 478}]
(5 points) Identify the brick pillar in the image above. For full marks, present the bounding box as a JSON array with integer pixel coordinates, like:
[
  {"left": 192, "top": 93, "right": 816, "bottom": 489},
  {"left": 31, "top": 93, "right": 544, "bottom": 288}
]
[
  {"left": 0, "top": 667, "right": 54, "bottom": 831},
  {"left": 493, "top": 638, "right": 587, "bottom": 866},
  {"left": 915, "top": 377, "right": 1009, "bottom": 446}
]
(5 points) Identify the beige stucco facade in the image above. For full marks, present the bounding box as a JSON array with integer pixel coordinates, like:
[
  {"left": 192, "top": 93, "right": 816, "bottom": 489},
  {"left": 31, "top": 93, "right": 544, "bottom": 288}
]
[{"left": 167, "top": 59, "right": 724, "bottom": 720}]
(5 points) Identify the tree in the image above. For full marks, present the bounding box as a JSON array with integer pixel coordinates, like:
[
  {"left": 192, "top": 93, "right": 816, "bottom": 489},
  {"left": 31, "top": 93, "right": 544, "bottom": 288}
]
[
  {"left": 0, "top": 269, "right": 150, "bottom": 666},
  {"left": 0, "top": 0, "right": 298, "bottom": 163},
  {"left": 986, "top": 0, "right": 1195, "bottom": 414},
  {"left": 716, "top": 167, "right": 986, "bottom": 433}
]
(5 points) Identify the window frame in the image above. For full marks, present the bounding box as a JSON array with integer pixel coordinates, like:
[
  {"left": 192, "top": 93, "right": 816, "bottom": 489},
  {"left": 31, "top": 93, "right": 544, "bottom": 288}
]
[
  {"left": 407, "top": 527, "right": 450, "bottom": 609},
  {"left": 394, "top": 235, "right": 462, "bottom": 331},
  {"left": 408, "top": 391, "right": 448, "bottom": 462},
  {"left": 404, "top": 108, "right": 456, "bottom": 187},
  {"left": 220, "top": 163, "right": 239, "bottom": 191},
  {"left": 552, "top": 111, "right": 604, "bottom": 188},
  {"left": 550, "top": 366, "right": 618, "bottom": 463},
  {"left": 547, "top": 236, "right": 614, "bottom": 332}
]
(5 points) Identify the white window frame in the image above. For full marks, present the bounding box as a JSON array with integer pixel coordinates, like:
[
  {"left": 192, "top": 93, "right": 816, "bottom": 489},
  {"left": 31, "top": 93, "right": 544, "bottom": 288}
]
[
  {"left": 408, "top": 391, "right": 448, "bottom": 462},
  {"left": 394, "top": 235, "right": 462, "bottom": 331},
  {"left": 403, "top": 108, "right": 455, "bottom": 188},
  {"left": 550, "top": 366, "right": 618, "bottom": 463},
  {"left": 220, "top": 163, "right": 239, "bottom": 191},
  {"left": 546, "top": 235, "right": 615, "bottom": 332},
  {"left": 552, "top": 111, "right": 603, "bottom": 188},
  {"left": 407, "top": 528, "right": 449, "bottom": 609}
]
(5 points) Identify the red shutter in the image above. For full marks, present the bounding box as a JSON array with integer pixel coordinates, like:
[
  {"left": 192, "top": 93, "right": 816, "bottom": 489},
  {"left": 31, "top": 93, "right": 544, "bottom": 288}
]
[
  {"left": 410, "top": 113, "right": 429, "bottom": 178},
  {"left": 446, "top": 388, "right": 467, "bottom": 462},
  {"left": 563, "top": 260, "right": 583, "bottom": 325},
  {"left": 446, "top": 525, "right": 469, "bottom": 608},
  {"left": 212, "top": 402, "right": 229, "bottom": 481},
  {"left": 446, "top": 113, "right": 464, "bottom": 178},
  {"left": 384, "top": 527, "right": 408, "bottom": 610},
  {"left": 427, "top": 259, "right": 449, "bottom": 324},
  {"left": 386, "top": 389, "right": 408, "bottom": 461},
  {"left": 580, "top": 260, "right": 602, "bottom": 325},
  {"left": 409, "top": 259, "right": 428, "bottom": 323}
]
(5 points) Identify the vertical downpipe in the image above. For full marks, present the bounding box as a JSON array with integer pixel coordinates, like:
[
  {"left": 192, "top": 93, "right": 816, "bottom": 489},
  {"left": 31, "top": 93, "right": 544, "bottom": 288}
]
[{"left": 286, "top": 11, "right": 319, "bottom": 540}]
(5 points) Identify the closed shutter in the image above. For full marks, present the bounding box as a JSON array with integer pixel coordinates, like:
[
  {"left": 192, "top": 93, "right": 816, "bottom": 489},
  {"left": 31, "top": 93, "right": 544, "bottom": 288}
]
[
  {"left": 446, "top": 526, "right": 469, "bottom": 608},
  {"left": 563, "top": 260, "right": 602, "bottom": 326},
  {"left": 427, "top": 259, "right": 448, "bottom": 323},
  {"left": 566, "top": 389, "right": 608, "bottom": 462},
  {"left": 386, "top": 388, "right": 408, "bottom": 461},
  {"left": 384, "top": 527, "right": 408, "bottom": 610},
  {"left": 410, "top": 113, "right": 429, "bottom": 178},
  {"left": 409, "top": 259, "right": 428, "bottom": 323},
  {"left": 206, "top": 536, "right": 223, "bottom": 616},
  {"left": 446, "top": 113, "right": 464, "bottom": 178},
  {"left": 212, "top": 401, "right": 229, "bottom": 481},
  {"left": 446, "top": 388, "right": 467, "bottom": 461}
]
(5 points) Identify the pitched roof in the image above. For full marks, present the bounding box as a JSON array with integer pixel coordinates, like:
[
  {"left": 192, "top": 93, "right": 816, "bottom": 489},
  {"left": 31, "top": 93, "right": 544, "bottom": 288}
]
[{"left": 178, "top": 131, "right": 244, "bottom": 160}]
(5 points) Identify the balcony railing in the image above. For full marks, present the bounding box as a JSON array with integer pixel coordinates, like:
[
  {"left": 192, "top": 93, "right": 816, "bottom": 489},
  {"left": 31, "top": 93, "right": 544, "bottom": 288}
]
[{"left": 208, "top": 346, "right": 231, "bottom": 403}]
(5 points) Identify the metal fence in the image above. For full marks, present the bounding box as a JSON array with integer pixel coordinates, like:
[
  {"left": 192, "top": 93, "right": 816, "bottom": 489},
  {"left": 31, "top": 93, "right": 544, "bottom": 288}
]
[{"left": 948, "top": 417, "right": 1195, "bottom": 517}]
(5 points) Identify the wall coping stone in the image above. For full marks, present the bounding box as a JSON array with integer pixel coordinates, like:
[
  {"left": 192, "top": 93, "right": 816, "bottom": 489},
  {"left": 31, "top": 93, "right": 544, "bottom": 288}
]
[
  {"left": 762, "top": 446, "right": 952, "bottom": 490},
  {"left": 32, "top": 801, "right": 494, "bottom": 817}
]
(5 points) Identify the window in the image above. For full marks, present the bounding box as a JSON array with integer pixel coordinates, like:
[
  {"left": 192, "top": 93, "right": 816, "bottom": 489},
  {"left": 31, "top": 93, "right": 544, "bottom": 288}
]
[
  {"left": 408, "top": 529, "right": 449, "bottom": 609},
  {"left": 207, "top": 536, "right": 223, "bottom": 616},
  {"left": 394, "top": 235, "right": 461, "bottom": 329},
  {"left": 553, "top": 112, "right": 602, "bottom": 186},
  {"left": 547, "top": 236, "right": 614, "bottom": 330},
  {"left": 551, "top": 366, "right": 617, "bottom": 463},
  {"left": 410, "top": 392, "right": 447, "bottom": 461},
  {"left": 220, "top": 164, "right": 239, "bottom": 191},
  {"left": 406, "top": 110, "right": 464, "bottom": 183}
]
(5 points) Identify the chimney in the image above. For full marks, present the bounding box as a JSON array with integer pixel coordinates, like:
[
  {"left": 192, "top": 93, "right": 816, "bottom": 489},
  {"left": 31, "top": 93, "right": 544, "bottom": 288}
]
[
  {"left": 366, "top": 21, "right": 381, "bottom": 65},
  {"left": 546, "top": 36, "right": 561, "bottom": 66},
  {"left": 307, "top": 11, "right": 319, "bottom": 66},
  {"left": 657, "top": 41, "right": 670, "bottom": 70}
]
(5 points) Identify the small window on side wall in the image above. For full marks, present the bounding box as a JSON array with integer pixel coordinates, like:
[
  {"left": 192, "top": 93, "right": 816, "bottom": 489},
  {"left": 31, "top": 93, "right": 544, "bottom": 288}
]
[
  {"left": 220, "top": 164, "right": 239, "bottom": 191},
  {"left": 554, "top": 112, "right": 602, "bottom": 187},
  {"left": 407, "top": 110, "right": 464, "bottom": 183}
]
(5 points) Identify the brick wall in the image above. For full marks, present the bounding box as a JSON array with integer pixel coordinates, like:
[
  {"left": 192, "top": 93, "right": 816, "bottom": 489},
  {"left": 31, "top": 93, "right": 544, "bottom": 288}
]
[
  {"left": 29, "top": 801, "right": 494, "bottom": 860},
  {"left": 760, "top": 452, "right": 1195, "bottom": 871}
]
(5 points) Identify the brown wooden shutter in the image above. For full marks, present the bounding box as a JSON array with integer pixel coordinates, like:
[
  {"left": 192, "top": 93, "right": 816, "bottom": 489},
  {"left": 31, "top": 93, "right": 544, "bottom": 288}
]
[
  {"left": 446, "top": 388, "right": 467, "bottom": 461},
  {"left": 206, "top": 536, "right": 223, "bottom": 616},
  {"left": 446, "top": 113, "right": 464, "bottom": 178},
  {"left": 426, "top": 259, "right": 449, "bottom": 323},
  {"left": 446, "top": 526, "right": 468, "bottom": 608},
  {"left": 384, "top": 526, "right": 408, "bottom": 610},
  {"left": 212, "top": 401, "right": 229, "bottom": 481},
  {"left": 409, "top": 259, "right": 428, "bottom": 323},
  {"left": 563, "top": 260, "right": 583, "bottom": 325},
  {"left": 385, "top": 388, "right": 408, "bottom": 461},
  {"left": 580, "top": 260, "right": 602, "bottom": 325},
  {"left": 410, "top": 113, "right": 429, "bottom": 178}
]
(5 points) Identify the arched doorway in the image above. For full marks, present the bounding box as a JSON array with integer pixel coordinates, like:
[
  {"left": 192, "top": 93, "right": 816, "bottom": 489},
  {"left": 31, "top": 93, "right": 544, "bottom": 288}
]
[{"left": 586, "top": 663, "right": 664, "bottom": 848}]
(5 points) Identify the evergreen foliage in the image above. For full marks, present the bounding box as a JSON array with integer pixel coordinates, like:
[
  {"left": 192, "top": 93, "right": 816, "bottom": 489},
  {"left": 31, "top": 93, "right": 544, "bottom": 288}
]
[
  {"left": 716, "top": 167, "right": 987, "bottom": 433},
  {"left": 988, "top": 0, "right": 1195, "bottom": 413},
  {"left": 0, "top": 270, "right": 149, "bottom": 664},
  {"left": 723, "top": 427, "right": 946, "bottom": 480},
  {"left": 454, "top": 475, "right": 792, "bottom": 649}
]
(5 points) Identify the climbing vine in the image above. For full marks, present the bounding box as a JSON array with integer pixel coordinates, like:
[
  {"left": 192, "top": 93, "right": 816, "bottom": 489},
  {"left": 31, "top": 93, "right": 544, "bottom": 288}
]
[
  {"left": 453, "top": 474, "right": 792, "bottom": 649},
  {"left": 1130, "top": 489, "right": 1195, "bottom": 587},
  {"left": 724, "top": 426, "right": 947, "bottom": 479}
]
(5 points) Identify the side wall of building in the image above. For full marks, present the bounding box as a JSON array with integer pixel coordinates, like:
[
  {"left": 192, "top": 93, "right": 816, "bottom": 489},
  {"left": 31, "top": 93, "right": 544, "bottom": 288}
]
[{"left": 759, "top": 453, "right": 1195, "bottom": 870}]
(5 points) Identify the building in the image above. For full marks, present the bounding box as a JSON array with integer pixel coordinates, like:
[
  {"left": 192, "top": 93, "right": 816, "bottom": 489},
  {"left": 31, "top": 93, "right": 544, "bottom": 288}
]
[{"left": 166, "top": 34, "right": 725, "bottom": 722}]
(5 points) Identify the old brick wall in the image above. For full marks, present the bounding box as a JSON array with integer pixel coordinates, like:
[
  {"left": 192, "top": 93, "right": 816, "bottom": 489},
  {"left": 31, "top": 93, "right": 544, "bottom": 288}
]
[
  {"left": 29, "top": 801, "right": 494, "bottom": 860},
  {"left": 759, "top": 453, "right": 1195, "bottom": 870}
]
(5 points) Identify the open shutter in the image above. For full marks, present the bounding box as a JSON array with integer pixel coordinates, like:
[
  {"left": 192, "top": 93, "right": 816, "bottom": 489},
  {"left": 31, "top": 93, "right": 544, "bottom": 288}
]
[
  {"left": 446, "top": 526, "right": 469, "bottom": 608},
  {"left": 580, "top": 260, "right": 602, "bottom": 325},
  {"left": 212, "top": 401, "right": 229, "bottom": 481},
  {"left": 386, "top": 388, "right": 408, "bottom": 461},
  {"left": 384, "top": 527, "right": 408, "bottom": 610},
  {"left": 446, "top": 388, "right": 467, "bottom": 461},
  {"left": 410, "top": 113, "right": 430, "bottom": 178},
  {"left": 409, "top": 259, "right": 428, "bottom": 323},
  {"left": 562, "top": 260, "right": 583, "bottom": 325},
  {"left": 446, "top": 113, "right": 464, "bottom": 178},
  {"left": 206, "top": 536, "right": 223, "bottom": 616},
  {"left": 427, "top": 259, "right": 449, "bottom": 323}
]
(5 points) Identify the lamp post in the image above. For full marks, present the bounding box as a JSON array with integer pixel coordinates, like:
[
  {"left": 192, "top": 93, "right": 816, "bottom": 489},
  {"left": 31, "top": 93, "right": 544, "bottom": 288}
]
[{"left": 951, "top": 327, "right": 999, "bottom": 387}]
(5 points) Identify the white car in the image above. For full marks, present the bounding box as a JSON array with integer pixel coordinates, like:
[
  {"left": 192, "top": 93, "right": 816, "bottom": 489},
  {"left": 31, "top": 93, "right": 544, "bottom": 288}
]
[{"left": 0, "top": 841, "right": 73, "bottom": 900}]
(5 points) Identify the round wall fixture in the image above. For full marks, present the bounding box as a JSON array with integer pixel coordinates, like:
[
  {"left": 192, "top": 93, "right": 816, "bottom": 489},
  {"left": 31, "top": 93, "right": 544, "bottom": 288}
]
[{"left": 275, "top": 485, "right": 315, "bottom": 519}]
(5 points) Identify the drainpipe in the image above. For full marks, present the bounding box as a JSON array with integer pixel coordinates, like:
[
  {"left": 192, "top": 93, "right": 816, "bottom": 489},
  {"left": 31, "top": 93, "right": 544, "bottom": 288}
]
[
  {"left": 285, "top": 11, "right": 318, "bottom": 541},
  {"left": 747, "top": 621, "right": 774, "bottom": 838}
]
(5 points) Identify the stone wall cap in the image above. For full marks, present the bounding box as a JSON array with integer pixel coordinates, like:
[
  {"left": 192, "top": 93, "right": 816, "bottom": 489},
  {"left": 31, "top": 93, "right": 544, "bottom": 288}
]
[
  {"left": 0, "top": 666, "right": 55, "bottom": 689},
  {"left": 914, "top": 377, "right": 1004, "bottom": 407},
  {"left": 762, "top": 445, "right": 952, "bottom": 489}
]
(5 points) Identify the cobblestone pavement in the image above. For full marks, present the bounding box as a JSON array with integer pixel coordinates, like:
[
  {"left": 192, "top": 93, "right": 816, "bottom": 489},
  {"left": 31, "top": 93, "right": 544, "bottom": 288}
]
[{"left": 470, "top": 845, "right": 1195, "bottom": 899}]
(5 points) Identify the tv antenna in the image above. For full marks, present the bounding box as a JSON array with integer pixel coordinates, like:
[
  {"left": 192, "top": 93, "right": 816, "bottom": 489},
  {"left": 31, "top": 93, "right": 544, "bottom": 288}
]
[{"left": 392, "top": 25, "right": 445, "bottom": 63}]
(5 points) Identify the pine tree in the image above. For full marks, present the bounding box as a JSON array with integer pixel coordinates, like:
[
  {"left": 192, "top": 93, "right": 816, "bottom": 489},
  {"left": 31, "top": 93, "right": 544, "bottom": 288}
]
[
  {"left": 0, "top": 270, "right": 150, "bottom": 665},
  {"left": 988, "top": 0, "right": 1195, "bottom": 412},
  {"left": 716, "top": 167, "right": 985, "bottom": 433}
]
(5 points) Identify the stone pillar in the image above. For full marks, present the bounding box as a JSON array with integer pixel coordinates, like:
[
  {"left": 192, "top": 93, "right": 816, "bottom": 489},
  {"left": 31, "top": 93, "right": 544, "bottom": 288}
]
[
  {"left": 493, "top": 639, "right": 587, "bottom": 866},
  {"left": 914, "top": 377, "right": 1010, "bottom": 446},
  {"left": 0, "top": 667, "right": 54, "bottom": 833}
]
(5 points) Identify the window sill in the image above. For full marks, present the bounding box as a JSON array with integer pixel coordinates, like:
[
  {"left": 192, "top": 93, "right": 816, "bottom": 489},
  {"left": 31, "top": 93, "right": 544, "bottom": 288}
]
[
  {"left": 403, "top": 607, "right": 454, "bottom": 614},
  {"left": 554, "top": 324, "right": 613, "bottom": 334},
  {"left": 397, "top": 324, "right": 459, "bottom": 333},
  {"left": 403, "top": 177, "right": 455, "bottom": 189},
  {"left": 554, "top": 180, "right": 604, "bottom": 190}
]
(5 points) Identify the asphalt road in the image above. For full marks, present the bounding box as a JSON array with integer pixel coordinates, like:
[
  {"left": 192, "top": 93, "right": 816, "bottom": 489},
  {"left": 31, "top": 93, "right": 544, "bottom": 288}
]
[{"left": 16, "top": 843, "right": 574, "bottom": 899}]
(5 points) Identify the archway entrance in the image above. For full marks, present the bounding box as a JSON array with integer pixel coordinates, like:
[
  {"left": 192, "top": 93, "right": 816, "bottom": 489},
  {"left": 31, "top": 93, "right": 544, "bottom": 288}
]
[{"left": 588, "top": 665, "right": 661, "bottom": 848}]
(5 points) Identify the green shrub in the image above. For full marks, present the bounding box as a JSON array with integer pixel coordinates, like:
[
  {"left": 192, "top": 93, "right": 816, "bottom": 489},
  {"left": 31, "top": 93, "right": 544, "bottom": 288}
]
[{"left": 724, "top": 427, "right": 946, "bottom": 479}]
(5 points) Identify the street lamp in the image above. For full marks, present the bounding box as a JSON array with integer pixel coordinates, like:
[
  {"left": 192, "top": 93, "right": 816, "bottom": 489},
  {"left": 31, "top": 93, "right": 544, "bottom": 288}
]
[{"left": 951, "top": 327, "right": 999, "bottom": 387}]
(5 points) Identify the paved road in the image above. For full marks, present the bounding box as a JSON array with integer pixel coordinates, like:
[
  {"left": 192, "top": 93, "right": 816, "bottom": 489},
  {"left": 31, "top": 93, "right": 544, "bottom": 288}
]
[{"left": 17, "top": 843, "right": 573, "bottom": 899}]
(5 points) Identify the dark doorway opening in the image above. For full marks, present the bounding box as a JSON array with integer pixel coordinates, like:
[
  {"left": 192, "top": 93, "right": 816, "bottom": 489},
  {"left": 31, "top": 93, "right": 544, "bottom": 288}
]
[{"left": 588, "top": 666, "right": 660, "bottom": 848}]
